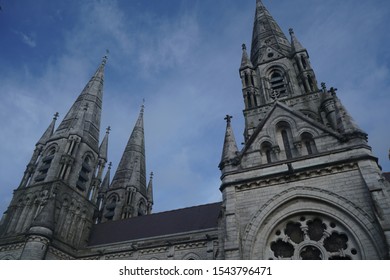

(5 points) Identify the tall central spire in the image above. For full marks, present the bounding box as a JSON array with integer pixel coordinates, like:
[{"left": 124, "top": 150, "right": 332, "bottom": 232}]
[
  {"left": 54, "top": 56, "right": 107, "bottom": 152},
  {"left": 251, "top": 0, "right": 291, "bottom": 66}
]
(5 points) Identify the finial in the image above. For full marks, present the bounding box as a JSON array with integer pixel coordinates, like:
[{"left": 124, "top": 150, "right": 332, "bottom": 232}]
[
  {"left": 242, "top": 44, "right": 247, "bottom": 51},
  {"left": 289, "top": 28, "right": 294, "bottom": 35},
  {"left": 141, "top": 99, "right": 145, "bottom": 113},
  {"left": 321, "top": 82, "right": 327, "bottom": 92},
  {"left": 329, "top": 87, "right": 338, "bottom": 95},
  {"left": 150, "top": 172, "right": 154, "bottom": 180},
  {"left": 53, "top": 112, "right": 59, "bottom": 121},
  {"left": 224, "top": 115, "right": 233, "bottom": 123},
  {"left": 108, "top": 161, "right": 112, "bottom": 170},
  {"left": 102, "top": 49, "right": 109, "bottom": 65},
  {"left": 106, "top": 126, "right": 111, "bottom": 134}
]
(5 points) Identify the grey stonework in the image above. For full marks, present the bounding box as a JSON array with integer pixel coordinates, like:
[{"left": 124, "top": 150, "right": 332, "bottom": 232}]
[{"left": 0, "top": 0, "right": 389, "bottom": 260}]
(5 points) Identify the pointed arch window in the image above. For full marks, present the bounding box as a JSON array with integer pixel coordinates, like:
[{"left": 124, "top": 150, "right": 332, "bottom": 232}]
[
  {"left": 246, "top": 92, "right": 253, "bottom": 108},
  {"left": 282, "top": 130, "right": 292, "bottom": 159},
  {"left": 261, "top": 142, "right": 273, "bottom": 164},
  {"left": 77, "top": 155, "right": 92, "bottom": 191},
  {"left": 269, "top": 70, "right": 288, "bottom": 98},
  {"left": 307, "top": 75, "right": 315, "bottom": 92},
  {"left": 244, "top": 73, "right": 249, "bottom": 87},
  {"left": 301, "top": 55, "right": 307, "bottom": 69},
  {"left": 276, "top": 122, "right": 294, "bottom": 160},
  {"left": 301, "top": 132, "right": 317, "bottom": 155},
  {"left": 35, "top": 147, "right": 56, "bottom": 182},
  {"left": 104, "top": 195, "right": 117, "bottom": 221}
]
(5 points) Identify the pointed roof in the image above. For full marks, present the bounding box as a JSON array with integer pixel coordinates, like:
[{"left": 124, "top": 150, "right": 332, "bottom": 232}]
[
  {"left": 99, "top": 126, "right": 110, "bottom": 161},
  {"left": 100, "top": 162, "right": 112, "bottom": 192},
  {"left": 240, "top": 44, "right": 254, "bottom": 70},
  {"left": 219, "top": 115, "right": 239, "bottom": 169},
  {"left": 53, "top": 56, "right": 107, "bottom": 152},
  {"left": 147, "top": 172, "right": 154, "bottom": 203},
  {"left": 251, "top": 0, "right": 291, "bottom": 66},
  {"left": 36, "top": 112, "right": 59, "bottom": 146},
  {"left": 289, "top": 28, "right": 306, "bottom": 54},
  {"left": 332, "top": 90, "right": 367, "bottom": 138},
  {"left": 110, "top": 105, "right": 147, "bottom": 195}
]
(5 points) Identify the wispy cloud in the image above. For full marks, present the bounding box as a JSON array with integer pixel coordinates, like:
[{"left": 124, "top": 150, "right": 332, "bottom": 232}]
[{"left": 14, "top": 30, "right": 37, "bottom": 48}]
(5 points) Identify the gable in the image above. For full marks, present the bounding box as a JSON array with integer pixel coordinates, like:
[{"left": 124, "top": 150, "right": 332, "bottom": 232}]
[{"left": 238, "top": 102, "right": 343, "bottom": 167}]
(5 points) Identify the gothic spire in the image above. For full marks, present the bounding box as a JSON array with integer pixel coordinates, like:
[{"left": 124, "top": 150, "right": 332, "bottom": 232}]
[
  {"left": 289, "top": 28, "right": 305, "bottom": 54},
  {"left": 251, "top": 0, "right": 291, "bottom": 66},
  {"left": 147, "top": 172, "right": 154, "bottom": 204},
  {"left": 99, "top": 126, "right": 110, "bottom": 161},
  {"left": 36, "top": 113, "right": 59, "bottom": 146},
  {"left": 219, "top": 115, "right": 239, "bottom": 170},
  {"left": 53, "top": 56, "right": 107, "bottom": 152},
  {"left": 240, "top": 44, "right": 254, "bottom": 70},
  {"left": 332, "top": 89, "right": 367, "bottom": 138},
  {"left": 110, "top": 105, "right": 146, "bottom": 194},
  {"left": 101, "top": 162, "right": 112, "bottom": 192}
]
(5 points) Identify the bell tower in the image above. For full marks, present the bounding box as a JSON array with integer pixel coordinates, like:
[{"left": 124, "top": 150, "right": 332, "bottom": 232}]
[
  {"left": 219, "top": 0, "right": 390, "bottom": 260},
  {"left": 0, "top": 56, "right": 109, "bottom": 259}
]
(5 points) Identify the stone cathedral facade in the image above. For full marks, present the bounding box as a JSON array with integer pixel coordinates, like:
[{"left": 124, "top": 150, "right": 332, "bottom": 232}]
[{"left": 1, "top": 0, "right": 389, "bottom": 260}]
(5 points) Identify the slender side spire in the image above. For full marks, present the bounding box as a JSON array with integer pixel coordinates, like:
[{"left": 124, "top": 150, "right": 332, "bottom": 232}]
[
  {"left": 289, "top": 28, "right": 305, "bottom": 54},
  {"left": 101, "top": 162, "right": 112, "bottom": 192},
  {"left": 146, "top": 172, "right": 154, "bottom": 214},
  {"left": 331, "top": 88, "right": 367, "bottom": 139},
  {"left": 54, "top": 56, "right": 107, "bottom": 152},
  {"left": 110, "top": 105, "right": 147, "bottom": 194},
  {"left": 99, "top": 126, "right": 110, "bottom": 161},
  {"left": 219, "top": 115, "right": 239, "bottom": 170},
  {"left": 240, "top": 44, "right": 254, "bottom": 70},
  {"left": 36, "top": 112, "right": 59, "bottom": 146},
  {"left": 147, "top": 172, "right": 154, "bottom": 204},
  {"left": 251, "top": 0, "right": 291, "bottom": 66}
]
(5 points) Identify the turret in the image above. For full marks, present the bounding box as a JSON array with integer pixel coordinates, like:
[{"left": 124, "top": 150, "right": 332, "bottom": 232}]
[
  {"left": 146, "top": 172, "right": 154, "bottom": 214},
  {"left": 18, "top": 113, "right": 59, "bottom": 189},
  {"left": 219, "top": 115, "right": 239, "bottom": 174},
  {"left": 289, "top": 28, "right": 319, "bottom": 93},
  {"left": 0, "top": 56, "right": 108, "bottom": 254}
]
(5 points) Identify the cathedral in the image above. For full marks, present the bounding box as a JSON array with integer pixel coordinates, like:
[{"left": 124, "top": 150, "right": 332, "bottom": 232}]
[{"left": 1, "top": 0, "right": 389, "bottom": 260}]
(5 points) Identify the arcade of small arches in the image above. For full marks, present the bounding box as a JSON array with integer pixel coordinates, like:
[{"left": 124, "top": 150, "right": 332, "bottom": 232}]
[{"left": 259, "top": 121, "right": 318, "bottom": 165}]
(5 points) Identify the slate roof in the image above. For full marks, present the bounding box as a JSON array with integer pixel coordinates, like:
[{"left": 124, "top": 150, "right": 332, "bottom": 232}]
[{"left": 88, "top": 202, "right": 222, "bottom": 246}]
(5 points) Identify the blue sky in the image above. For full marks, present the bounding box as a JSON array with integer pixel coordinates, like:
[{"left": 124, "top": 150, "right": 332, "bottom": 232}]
[{"left": 0, "top": 0, "right": 389, "bottom": 216}]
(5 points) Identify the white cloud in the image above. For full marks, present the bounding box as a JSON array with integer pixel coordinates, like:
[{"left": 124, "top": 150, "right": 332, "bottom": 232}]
[{"left": 14, "top": 30, "right": 37, "bottom": 48}]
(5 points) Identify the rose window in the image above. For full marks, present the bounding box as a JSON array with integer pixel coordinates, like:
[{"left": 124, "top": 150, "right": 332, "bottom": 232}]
[{"left": 265, "top": 214, "right": 360, "bottom": 260}]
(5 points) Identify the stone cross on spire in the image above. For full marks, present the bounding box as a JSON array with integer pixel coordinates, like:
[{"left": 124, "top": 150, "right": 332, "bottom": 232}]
[
  {"left": 53, "top": 112, "right": 59, "bottom": 120},
  {"left": 224, "top": 115, "right": 233, "bottom": 123}
]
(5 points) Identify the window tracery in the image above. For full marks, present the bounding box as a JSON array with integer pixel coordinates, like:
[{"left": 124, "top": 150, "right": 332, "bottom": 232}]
[{"left": 266, "top": 214, "right": 360, "bottom": 260}]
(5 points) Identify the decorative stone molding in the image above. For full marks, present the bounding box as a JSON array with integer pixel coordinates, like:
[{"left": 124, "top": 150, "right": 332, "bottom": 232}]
[
  {"left": 236, "top": 162, "right": 358, "bottom": 192},
  {"left": 0, "top": 243, "right": 24, "bottom": 252},
  {"left": 48, "top": 246, "right": 74, "bottom": 260}
]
